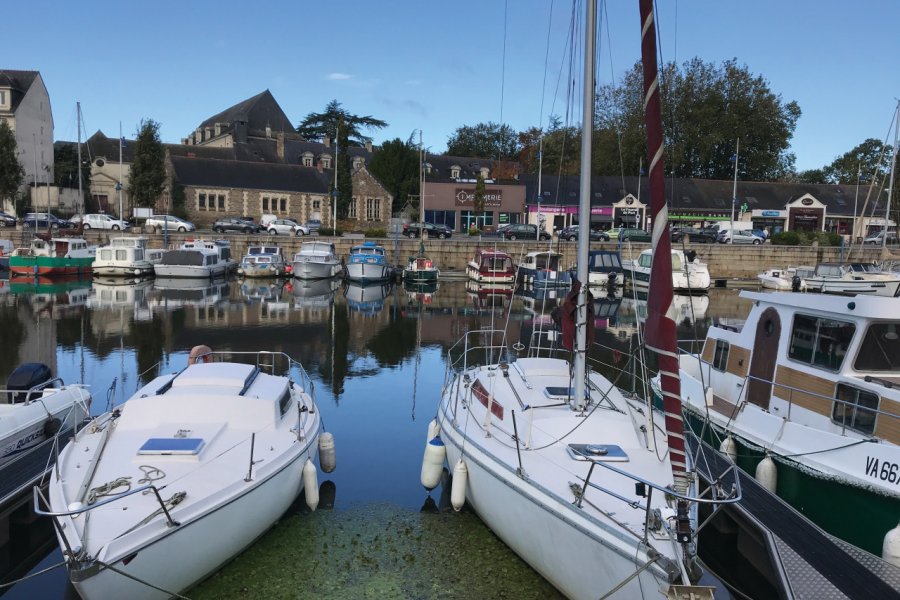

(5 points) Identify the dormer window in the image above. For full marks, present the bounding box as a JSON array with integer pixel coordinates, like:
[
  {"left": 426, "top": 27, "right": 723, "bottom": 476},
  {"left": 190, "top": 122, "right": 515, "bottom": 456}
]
[
  {"left": 450, "top": 165, "right": 461, "bottom": 179},
  {"left": 302, "top": 152, "right": 314, "bottom": 167},
  {"left": 214, "top": 123, "right": 221, "bottom": 136},
  {"left": 353, "top": 157, "right": 364, "bottom": 170},
  {"left": 0, "top": 90, "right": 6, "bottom": 107},
  {"left": 321, "top": 156, "right": 332, "bottom": 169},
  {"left": 480, "top": 167, "right": 490, "bottom": 179},
  {"left": 425, "top": 163, "right": 433, "bottom": 175}
]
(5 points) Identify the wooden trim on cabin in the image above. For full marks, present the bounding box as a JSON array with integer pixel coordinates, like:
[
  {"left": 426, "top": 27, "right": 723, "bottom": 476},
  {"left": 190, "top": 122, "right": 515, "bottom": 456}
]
[
  {"left": 725, "top": 345, "right": 751, "bottom": 379},
  {"left": 701, "top": 339, "right": 715, "bottom": 364},
  {"left": 773, "top": 365, "right": 835, "bottom": 417},
  {"left": 875, "top": 397, "right": 900, "bottom": 444}
]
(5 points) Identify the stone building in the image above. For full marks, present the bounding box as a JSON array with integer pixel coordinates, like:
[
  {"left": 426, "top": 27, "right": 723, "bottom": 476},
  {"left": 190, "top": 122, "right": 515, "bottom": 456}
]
[
  {"left": 84, "top": 130, "right": 133, "bottom": 214},
  {"left": 0, "top": 70, "right": 54, "bottom": 212}
]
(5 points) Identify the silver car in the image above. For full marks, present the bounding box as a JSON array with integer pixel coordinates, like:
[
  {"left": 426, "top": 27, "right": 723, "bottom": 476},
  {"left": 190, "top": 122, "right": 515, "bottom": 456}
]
[
  {"left": 266, "top": 218, "right": 309, "bottom": 236},
  {"left": 145, "top": 215, "right": 196, "bottom": 233},
  {"left": 717, "top": 229, "right": 764, "bottom": 245}
]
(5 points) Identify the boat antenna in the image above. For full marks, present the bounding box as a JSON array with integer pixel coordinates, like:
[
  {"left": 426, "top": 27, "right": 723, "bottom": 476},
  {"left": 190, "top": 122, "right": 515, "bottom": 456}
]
[
  {"left": 572, "top": 0, "right": 596, "bottom": 412},
  {"left": 638, "top": 0, "right": 689, "bottom": 496}
]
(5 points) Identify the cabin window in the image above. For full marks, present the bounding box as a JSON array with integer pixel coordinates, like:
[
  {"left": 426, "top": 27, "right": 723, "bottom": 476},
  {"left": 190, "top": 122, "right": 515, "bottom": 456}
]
[
  {"left": 116, "top": 250, "right": 127, "bottom": 261},
  {"left": 278, "top": 388, "right": 292, "bottom": 416},
  {"left": 853, "top": 323, "right": 900, "bottom": 371},
  {"left": 638, "top": 253, "right": 652, "bottom": 268},
  {"left": 712, "top": 339, "right": 730, "bottom": 371},
  {"left": 100, "top": 249, "right": 112, "bottom": 260},
  {"left": 671, "top": 254, "right": 683, "bottom": 270},
  {"left": 788, "top": 314, "right": 855, "bottom": 371},
  {"left": 135, "top": 249, "right": 144, "bottom": 261},
  {"left": 832, "top": 384, "right": 879, "bottom": 435}
]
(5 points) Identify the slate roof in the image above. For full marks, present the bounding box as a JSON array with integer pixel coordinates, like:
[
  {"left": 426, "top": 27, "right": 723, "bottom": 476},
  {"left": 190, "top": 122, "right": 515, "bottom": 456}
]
[
  {"left": 197, "top": 90, "right": 294, "bottom": 136},
  {"left": 519, "top": 174, "right": 882, "bottom": 217},
  {"left": 0, "top": 70, "right": 40, "bottom": 113},
  {"left": 423, "top": 153, "right": 518, "bottom": 183},
  {"left": 84, "top": 130, "right": 137, "bottom": 163},
  {"left": 171, "top": 156, "right": 331, "bottom": 194}
]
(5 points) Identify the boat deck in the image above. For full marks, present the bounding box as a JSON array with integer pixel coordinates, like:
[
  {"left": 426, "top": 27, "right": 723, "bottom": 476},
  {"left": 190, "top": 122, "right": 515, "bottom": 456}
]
[{"left": 691, "top": 435, "right": 900, "bottom": 599}]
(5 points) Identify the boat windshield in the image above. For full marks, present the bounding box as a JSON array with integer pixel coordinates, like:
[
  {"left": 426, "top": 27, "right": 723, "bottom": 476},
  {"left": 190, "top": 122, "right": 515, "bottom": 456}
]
[
  {"left": 788, "top": 314, "right": 855, "bottom": 371},
  {"left": 482, "top": 257, "right": 511, "bottom": 271},
  {"left": 534, "top": 254, "right": 558, "bottom": 270},
  {"left": 589, "top": 253, "right": 621, "bottom": 271},
  {"left": 853, "top": 322, "right": 900, "bottom": 371}
]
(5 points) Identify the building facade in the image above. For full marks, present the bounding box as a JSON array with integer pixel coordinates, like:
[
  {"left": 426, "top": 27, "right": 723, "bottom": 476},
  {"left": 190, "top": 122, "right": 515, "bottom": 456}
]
[{"left": 0, "top": 70, "right": 54, "bottom": 211}]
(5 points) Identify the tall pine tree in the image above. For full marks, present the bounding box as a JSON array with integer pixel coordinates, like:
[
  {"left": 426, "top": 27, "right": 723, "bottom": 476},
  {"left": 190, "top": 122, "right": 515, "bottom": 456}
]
[{"left": 128, "top": 119, "right": 166, "bottom": 210}]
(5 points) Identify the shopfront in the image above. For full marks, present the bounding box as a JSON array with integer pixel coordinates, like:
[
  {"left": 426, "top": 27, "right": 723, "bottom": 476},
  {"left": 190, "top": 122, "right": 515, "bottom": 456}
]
[
  {"left": 612, "top": 195, "right": 646, "bottom": 229},
  {"left": 786, "top": 195, "right": 826, "bottom": 232},
  {"left": 424, "top": 181, "right": 526, "bottom": 233},
  {"left": 527, "top": 205, "right": 614, "bottom": 232},
  {"left": 751, "top": 209, "right": 787, "bottom": 235}
]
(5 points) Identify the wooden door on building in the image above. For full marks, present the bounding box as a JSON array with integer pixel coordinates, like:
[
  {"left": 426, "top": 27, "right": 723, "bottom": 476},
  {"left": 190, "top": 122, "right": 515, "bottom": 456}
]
[{"left": 747, "top": 307, "right": 781, "bottom": 410}]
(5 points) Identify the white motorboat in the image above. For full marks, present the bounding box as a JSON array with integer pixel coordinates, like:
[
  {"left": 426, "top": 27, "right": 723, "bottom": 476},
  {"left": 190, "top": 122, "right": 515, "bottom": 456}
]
[
  {"left": 153, "top": 239, "right": 236, "bottom": 279},
  {"left": 39, "top": 349, "right": 329, "bottom": 600},
  {"left": 586, "top": 250, "right": 624, "bottom": 287},
  {"left": 237, "top": 245, "right": 288, "bottom": 278},
  {"left": 517, "top": 251, "right": 571, "bottom": 287},
  {"left": 674, "top": 290, "right": 900, "bottom": 560},
  {"left": 1, "top": 363, "right": 90, "bottom": 509},
  {"left": 465, "top": 248, "right": 516, "bottom": 284},
  {"left": 623, "top": 248, "right": 710, "bottom": 293},
  {"left": 345, "top": 242, "right": 391, "bottom": 283},
  {"left": 758, "top": 266, "right": 813, "bottom": 291},
  {"left": 92, "top": 237, "right": 163, "bottom": 277},
  {"left": 0, "top": 239, "right": 13, "bottom": 271},
  {"left": 291, "top": 241, "right": 342, "bottom": 280},
  {"left": 424, "top": 4, "right": 735, "bottom": 598},
  {"left": 805, "top": 262, "right": 900, "bottom": 296}
]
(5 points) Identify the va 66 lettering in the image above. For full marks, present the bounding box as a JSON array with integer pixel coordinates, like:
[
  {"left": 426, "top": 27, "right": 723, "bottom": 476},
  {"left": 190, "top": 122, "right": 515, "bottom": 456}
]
[{"left": 866, "top": 456, "right": 900, "bottom": 484}]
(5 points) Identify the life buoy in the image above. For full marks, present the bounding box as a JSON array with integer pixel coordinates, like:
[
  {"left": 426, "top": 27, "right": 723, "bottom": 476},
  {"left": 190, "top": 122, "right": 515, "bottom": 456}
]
[{"left": 188, "top": 345, "right": 213, "bottom": 365}]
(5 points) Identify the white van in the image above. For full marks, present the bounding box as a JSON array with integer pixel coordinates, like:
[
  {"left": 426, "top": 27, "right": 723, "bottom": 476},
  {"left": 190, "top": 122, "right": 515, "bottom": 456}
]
[
  {"left": 260, "top": 214, "right": 278, "bottom": 227},
  {"left": 83, "top": 213, "right": 128, "bottom": 230}
]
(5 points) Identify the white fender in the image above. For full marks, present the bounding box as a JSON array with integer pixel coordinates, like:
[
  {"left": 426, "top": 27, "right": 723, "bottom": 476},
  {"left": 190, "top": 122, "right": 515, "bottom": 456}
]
[
  {"left": 755, "top": 455, "right": 777, "bottom": 493},
  {"left": 451, "top": 459, "right": 468, "bottom": 512},
  {"left": 303, "top": 459, "right": 319, "bottom": 511},
  {"left": 420, "top": 435, "right": 446, "bottom": 490},
  {"left": 318, "top": 432, "right": 336, "bottom": 473},
  {"left": 426, "top": 419, "right": 440, "bottom": 444},
  {"left": 720, "top": 436, "right": 737, "bottom": 462},
  {"left": 883, "top": 523, "right": 900, "bottom": 568}
]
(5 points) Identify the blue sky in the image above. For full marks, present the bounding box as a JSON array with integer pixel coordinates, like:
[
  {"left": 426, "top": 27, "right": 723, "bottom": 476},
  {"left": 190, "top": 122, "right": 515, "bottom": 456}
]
[{"left": 6, "top": 0, "right": 899, "bottom": 172}]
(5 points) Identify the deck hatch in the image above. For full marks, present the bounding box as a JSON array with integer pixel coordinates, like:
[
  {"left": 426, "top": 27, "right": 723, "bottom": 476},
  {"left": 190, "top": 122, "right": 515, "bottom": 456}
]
[
  {"left": 138, "top": 438, "right": 205, "bottom": 455},
  {"left": 567, "top": 443, "right": 629, "bottom": 462}
]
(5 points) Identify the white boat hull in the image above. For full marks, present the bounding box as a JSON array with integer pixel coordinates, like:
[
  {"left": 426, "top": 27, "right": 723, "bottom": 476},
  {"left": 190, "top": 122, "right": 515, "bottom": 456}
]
[
  {"left": 806, "top": 277, "right": 900, "bottom": 296},
  {"left": 0, "top": 386, "right": 90, "bottom": 467},
  {"left": 438, "top": 402, "right": 673, "bottom": 600},
  {"left": 238, "top": 264, "right": 286, "bottom": 278},
  {"left": 92, "top": 263, "right": 155, "bottom": 277},
  {"left": 292, "top": 259, "right": 341, "bottom": 280},
  {"left": 68, "top": 443, "right": 314, "bottom": 600},
  {"left": 153, "top": 264, "right": 227, "bottom": 278},
  {"left": 345, "top": 262, "right": 389, "bottom": 282}
]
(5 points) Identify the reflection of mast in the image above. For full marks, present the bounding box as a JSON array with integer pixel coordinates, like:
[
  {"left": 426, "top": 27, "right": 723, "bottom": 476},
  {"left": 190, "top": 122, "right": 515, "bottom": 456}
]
[{"left": 411, "top": 296, "right": 422, "bottom": 421}]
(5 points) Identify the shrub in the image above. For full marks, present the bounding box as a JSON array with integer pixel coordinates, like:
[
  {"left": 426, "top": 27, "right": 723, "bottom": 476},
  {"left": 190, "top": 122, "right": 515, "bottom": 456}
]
[
  {"left": 365, "top": 229, "right": 386, "bottom": 238},
  {"left": 468, "top": 227, "right": 480, "bottom": 236},
  {"left": 771, "top": 231, "right": 800, "bottom": 245},
  {"left": 817, "top": 232, "right": 842, "bottom": 247},
  {"left": 319, "top": 227, "right": 343, "bottom": 237}
]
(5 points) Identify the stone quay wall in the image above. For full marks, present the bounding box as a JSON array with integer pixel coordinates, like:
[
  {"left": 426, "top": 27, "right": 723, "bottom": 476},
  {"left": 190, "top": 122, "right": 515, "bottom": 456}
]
[{"left": 76, "top": 231, "right": 894, "bottom": 280}]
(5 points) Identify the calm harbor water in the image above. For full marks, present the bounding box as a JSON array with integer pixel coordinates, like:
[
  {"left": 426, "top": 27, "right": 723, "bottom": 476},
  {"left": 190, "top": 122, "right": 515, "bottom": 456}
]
[{"left": 0, "top": 275, "right": 754, "bottom": 599}]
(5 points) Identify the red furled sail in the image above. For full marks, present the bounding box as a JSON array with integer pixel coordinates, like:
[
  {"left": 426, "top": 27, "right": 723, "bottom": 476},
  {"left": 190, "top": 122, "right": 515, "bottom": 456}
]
[{"left": 638, "top": 0, "right": 689, "bottom": 494}]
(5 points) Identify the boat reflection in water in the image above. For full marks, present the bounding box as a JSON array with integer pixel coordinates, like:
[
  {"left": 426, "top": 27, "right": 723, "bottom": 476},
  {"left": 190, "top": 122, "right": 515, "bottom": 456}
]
[
  {"left": 10, "top": 276, "right": 92, "bottom": 317},
  {"left": 464, "top": 280, "right": 513, "bottom": 314},
  {"left": 150, "top": 277, "right": 229, "bottom": 309},
  {"left": 289, "top": 277, "right": 341, "bottom": 310},
  {"left": 344, "top": 281, "right": 391, "bottom": 315},
  {"left": 239, "top": 279, "right": 285, "bottom": 303},
  {"left": 621, "top": 290, "right": 709, "bottom": 327},
  {"left": 89, "top": 277, "right": 154, "bottom": 322},
  {"left": 403, "top": 280, "right": 439, "bottom": 304}
]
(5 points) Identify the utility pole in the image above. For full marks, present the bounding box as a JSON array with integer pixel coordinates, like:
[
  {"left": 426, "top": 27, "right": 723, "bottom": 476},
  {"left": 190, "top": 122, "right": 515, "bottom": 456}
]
[{"left": 730, "top": 138, "right": 739, "bottom": 244}]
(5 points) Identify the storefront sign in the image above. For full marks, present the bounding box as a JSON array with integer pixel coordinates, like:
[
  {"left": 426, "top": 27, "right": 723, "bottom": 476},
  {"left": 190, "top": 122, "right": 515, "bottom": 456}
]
[
  {"left": 528, "top": 205, "right": 612, "bottom": 215},
  {"left": 762, "top": 210, "right": 782, "bottom": 217},
  {"left": 455, "top": 188, "right": 502, "bottom": 207},
  {"left": 801, "top": 198, "right": 814, "bottom": 206}
]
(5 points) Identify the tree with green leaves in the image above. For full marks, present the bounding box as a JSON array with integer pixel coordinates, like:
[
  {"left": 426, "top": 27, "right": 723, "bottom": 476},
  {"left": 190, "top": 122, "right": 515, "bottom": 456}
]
[
  {"left": 595, "top": 58, "right": 800, "bottom": 181},
  {"left": 170, "top": 176, "right": 188, "bottom": 219},
  {"left": 0, "top": 120, "right": 24, "bottom": 213},
  {"left": 473, "top": 174, "right": 486, "bottom": 216},
  {"left": 446, "top": 122, "right": 519, "bottom": 160},
  {"left": 53, "top": 142, "right": 91, "bottom": 210},
  {"left": 297, "top": 99, "right": 387, "bottom": 146},
  {"left": 822, "top": 138, "right": 891, "bottom": 184},
  {"left": 128, "top": 119, "right": 166, "bottom": 211},
  {"left": 368, "top": 138, "right": 419, "bottom": 215},
  {"left": 334, "top": 117, "right": 353, "bottom": 218},
  {"left": 518, "top": 116, "right": 581, "bottom": 176}
]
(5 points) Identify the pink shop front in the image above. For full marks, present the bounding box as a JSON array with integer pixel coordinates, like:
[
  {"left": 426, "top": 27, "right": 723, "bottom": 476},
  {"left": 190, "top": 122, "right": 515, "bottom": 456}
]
[{"left": 528, "top": 205, "right": 614, "bottom": 232}]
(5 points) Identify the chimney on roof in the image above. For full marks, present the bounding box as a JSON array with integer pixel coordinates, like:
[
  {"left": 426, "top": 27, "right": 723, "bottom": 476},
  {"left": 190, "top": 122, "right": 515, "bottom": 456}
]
[
  {"left": 365, "top": 140, "right": 372, "bottom": 153},
  {"left": 276, "top": 133, "right": 285, "bottom": 161},
  {"left": 323, "top": 135, "right": 331, "bottom": 148}
]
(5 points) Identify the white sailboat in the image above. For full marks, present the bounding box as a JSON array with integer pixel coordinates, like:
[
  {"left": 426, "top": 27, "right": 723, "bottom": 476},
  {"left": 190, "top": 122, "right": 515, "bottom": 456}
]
[{"left": 423, "top": 3, "right": 736, "bottom": 598}]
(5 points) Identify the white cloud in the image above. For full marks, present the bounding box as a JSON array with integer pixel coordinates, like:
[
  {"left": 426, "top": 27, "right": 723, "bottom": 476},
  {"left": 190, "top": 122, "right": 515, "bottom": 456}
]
[{"left": 326, "top": 72, "right": 352, "bottom": 81}]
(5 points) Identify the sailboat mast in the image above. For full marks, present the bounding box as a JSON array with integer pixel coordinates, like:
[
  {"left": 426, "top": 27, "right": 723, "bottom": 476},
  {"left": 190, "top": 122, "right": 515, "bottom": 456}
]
[
  {"left": 536, "top": 137, "right": 543, "bottom": 241},
  {"left": 76, "top": 102, "right": 83, "bottom": 215},
  {"left": 118, "top": 121, "right": 123, "bottom": 220},
  {"left": 419, "top": 129, "right": 425, "bottom": 224},
  {"left": 729, "top": 138, "right": 739, "bottom": 243},
  {"left": 573, "top": 0, "right": 596, "bottom": 411},
  {"left": 638, "top": 0, "right": 688, "bottom": 493},
  {"left": 885, "top": 100, "right": 899, "bottom": 248}
]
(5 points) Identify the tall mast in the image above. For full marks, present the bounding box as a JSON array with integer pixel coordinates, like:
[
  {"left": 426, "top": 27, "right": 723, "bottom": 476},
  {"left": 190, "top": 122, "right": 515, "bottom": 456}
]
[
  {"left": 118, "top": 121, "right": 123, "bottom": 220},
  {"left": 333, "top": 124, "right": 338, "bottom": 229},
  {"left": 885, "top": 100, "right": 899, "bottom": 249},
  {"left": 639, "top": 0, "right": 688, "bottom": 494},
  {"left": 419, "top": 129, "right": 425, "bottom": 223},
  {"left": 76, "top": 102, "right": 83, "bottom": 215},
  {"left": 536, "top": 137, "right": 543, "bottom": 240},
  {"left": 572, "top": 0, "right": 596, "bottom": 412},
  {"left": 730, "top": 138, "right": 739, "bottom": 244}
]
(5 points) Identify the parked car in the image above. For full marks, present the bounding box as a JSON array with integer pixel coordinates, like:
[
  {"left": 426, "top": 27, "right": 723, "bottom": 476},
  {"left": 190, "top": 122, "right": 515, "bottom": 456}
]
[
  {"left": 0, "top": 210, "right": 16, "bottom": 227},
  {"left": 81, "top": 213, "right": 128, "bottom": 230},
  {"left": 306, "top": 219, "right": 322, "bottom": 233},
  {"left": 863, "top": 231, "right": 899, "bottom": 245},
  {"left": 213, "top": 217, "right": 261, "bottom": 234},
  {"left": 267, "top": 218, "right": 309, "bottom": 236},
  {"left": 403, "top": 222, "right": 453, "bottom": 239},
  {"left": 500, "top": 223, "right": 551, "bottom": 241},
  {"left": 671, "top": 227, "right": 717, "bottom": 244},
  {"left": 145, "top": 215, "right": 196, "bottom": 233},
  {"left": 557, "top": 225, "right": 609, "bottom": 242},
  {"left": 614, "top": 227, "right": 651, "bottom": 242},
  {"left": 21, "top": 212, "right": 73, "bottom": 230},
  {"left": 717, "top": 229, "right": 763, "bottom": 245}
]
